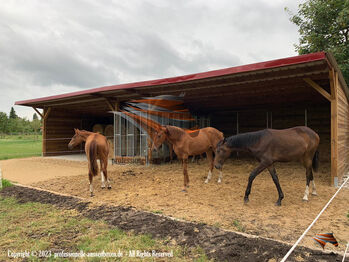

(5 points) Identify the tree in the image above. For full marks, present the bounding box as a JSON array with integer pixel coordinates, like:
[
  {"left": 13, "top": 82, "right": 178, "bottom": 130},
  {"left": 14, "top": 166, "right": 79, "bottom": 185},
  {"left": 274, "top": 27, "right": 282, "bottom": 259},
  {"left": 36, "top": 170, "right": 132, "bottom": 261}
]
[
  {"left": 0, "top": 112, "right": 8, "bottom": 136},
  {"left": 9, "top": 107, "right": 18, "bottom": 119},
  {"left": 31, "top": 116, "right": 41, "bottom": 139},
  {"left": 287, "top": 0, "right": 349, "bottom": 83},
  {"left": 33, "top": 113, "right": 38, "bottom": 120}
]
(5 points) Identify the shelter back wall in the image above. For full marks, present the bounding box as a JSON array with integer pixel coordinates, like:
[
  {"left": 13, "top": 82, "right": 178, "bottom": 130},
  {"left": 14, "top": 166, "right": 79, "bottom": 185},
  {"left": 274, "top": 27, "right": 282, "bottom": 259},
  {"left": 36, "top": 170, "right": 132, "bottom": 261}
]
[{"left": 211, "top": 105, "right": 330, "bottom": 162}]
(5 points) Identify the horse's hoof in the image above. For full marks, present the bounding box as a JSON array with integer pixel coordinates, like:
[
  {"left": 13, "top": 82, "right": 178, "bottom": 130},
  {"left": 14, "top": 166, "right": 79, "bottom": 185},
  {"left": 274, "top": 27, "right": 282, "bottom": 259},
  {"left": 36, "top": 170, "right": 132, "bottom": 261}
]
[
  {"left": 101, "top": 186, "right": 106, "bottom": 189},
  {"left": 244, "top": 198, "right": 249, "bottom": 204},
  {"left": 90, "top": 193, "right": 94, "bottom": 197},
  {"left": 107, "top": 186, "right": 112, "bottom": 190},
  {"left": 302, "top": 198, "right": 308, "bottom": 202},
  {"left": 204, "top": 179, "right": 209, "bottom": 184},
  {"left": 181, "top": 189, "right": 187, "bottom": 193},
  {"left": 217, "top": 179, "right": 221, "bottom": 183},
  {"left": 312, "top": 192, "right": 317, "bottom": 196},
  {"left": 275, "top": 201, "right": 281, "bottom": 206}
]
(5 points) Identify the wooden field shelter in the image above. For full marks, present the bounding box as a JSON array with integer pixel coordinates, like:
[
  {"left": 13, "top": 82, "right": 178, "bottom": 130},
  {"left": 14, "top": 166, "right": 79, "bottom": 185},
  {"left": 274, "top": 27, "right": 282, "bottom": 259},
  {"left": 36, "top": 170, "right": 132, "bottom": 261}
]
[{"left": 16, "top": 52, "right": 349, "bottom": 186}]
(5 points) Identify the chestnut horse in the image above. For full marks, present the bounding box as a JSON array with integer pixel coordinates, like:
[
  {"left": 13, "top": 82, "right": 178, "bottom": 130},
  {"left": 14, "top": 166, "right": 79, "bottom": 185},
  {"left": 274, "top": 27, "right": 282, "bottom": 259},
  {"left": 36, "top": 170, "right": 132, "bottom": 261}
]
[
  {"left": 152, "top": 125, "right": 224, "bottom": 191},
  {"left": 214, "top": 126, "right": 319, "bottom": 206},
  {"left": 68, "top": 129, "right": 111, "bottom": 196}
]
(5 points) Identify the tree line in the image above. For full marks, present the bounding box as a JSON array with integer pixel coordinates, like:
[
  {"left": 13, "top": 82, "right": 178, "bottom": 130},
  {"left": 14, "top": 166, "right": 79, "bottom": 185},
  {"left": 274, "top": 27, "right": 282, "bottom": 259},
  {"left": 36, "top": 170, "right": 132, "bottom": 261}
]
[{"left": 0, "top": 107, "right": 41, "bottom": 135}]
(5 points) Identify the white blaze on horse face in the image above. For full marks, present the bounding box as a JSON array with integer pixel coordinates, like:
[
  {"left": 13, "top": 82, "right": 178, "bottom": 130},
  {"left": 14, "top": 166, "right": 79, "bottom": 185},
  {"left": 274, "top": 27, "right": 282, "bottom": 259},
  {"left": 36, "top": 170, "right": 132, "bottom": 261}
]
[
  {"left": 303, "top": 185, "right": 309, "bottom": 201},
  {"left": 311, "top": 180, "right": 317, "bottom": 195},
  {"left": 218, "top": 171, "right": 222, "bottom": 183},
  {"left": 205, "top": 170, "right": 212, "bottom": 183}
]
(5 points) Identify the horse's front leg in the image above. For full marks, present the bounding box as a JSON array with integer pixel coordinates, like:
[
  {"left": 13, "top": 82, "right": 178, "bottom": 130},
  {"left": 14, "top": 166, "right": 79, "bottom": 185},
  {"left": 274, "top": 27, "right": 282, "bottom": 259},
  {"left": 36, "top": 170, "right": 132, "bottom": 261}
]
[
  {"left": 244, "top": 162, "right": 268, "bottom": 204},
  {"left": 205, "top": 150, "right": 214, "bottom": 183},
  {"left": 267, "top": 166, "right": 284, "bottom": 206},
  {"left": 182, "top": 157, "right": 189, "bottom": 192},
  {"left": 169, "top": 143, "right": 173, "bottom": 163}
]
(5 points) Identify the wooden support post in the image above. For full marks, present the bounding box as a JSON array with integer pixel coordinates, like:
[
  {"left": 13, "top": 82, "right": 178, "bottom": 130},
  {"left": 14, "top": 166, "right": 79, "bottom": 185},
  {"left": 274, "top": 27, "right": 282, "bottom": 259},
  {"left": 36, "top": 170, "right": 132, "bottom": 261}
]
[
  {"left": 236, "top": 112, "right": 239, "bottom": 134},
  {"left": 42, "top": 107, "right": 51, "bottom": 157},
  {"left": 112, "top": 102, "right": 120, "bottom": 162},
  {"left": 329, "top": 69, "right": 338, "bottom": 186},
  {"left": 32, "top": 107, "right": 43, "bottom": 119},
  {"left": 304, "top": 78, "right": 332, "bottom": 102},
  {"left": 236, "top": 112, "right": 239, "bottom": 158},
  {"left": 104, "top": 98, "right": 116, "bottom": 112}
]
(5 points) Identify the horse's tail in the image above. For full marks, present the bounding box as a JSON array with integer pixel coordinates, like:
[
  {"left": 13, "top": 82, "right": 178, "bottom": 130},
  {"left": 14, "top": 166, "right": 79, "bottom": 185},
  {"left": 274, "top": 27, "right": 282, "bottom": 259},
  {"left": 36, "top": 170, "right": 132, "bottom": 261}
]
[
  {"left": 312, "top": 150, "right": 319, "bottom": 172},
  {"left": 88, "top": 140, "right": 98, "bottom": 177}
]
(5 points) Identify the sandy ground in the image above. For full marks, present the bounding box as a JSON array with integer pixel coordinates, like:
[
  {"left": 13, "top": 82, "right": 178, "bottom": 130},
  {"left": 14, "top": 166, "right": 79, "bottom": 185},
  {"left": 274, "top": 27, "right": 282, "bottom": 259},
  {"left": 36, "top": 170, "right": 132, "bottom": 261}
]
[{"left": 1, "top": 157, "right": 348, "bottom": 253}]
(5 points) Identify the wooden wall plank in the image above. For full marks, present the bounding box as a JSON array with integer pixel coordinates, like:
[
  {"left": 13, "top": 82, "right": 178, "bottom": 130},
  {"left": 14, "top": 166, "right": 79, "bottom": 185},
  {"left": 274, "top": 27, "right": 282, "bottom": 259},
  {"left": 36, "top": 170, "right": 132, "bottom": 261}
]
[
  {"left": 212, "top": 105, "right": 331, "bottom": 162},
  {"left": 336, "top": 77, "right": 349, "bottom": 184}
]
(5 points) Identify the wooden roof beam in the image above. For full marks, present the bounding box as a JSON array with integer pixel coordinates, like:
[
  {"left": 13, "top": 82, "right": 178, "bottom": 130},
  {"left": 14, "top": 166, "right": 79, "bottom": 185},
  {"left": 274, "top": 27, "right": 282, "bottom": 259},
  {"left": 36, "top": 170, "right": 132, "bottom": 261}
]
[
  {"left": 303, "top": 78, "right": 332, "bottom": 102},
  {"left": 32, "top": 107, "right": 43, "bottom": 119},
  {"left": 121, "top": 88, "right": 152, "bottom": 97}
]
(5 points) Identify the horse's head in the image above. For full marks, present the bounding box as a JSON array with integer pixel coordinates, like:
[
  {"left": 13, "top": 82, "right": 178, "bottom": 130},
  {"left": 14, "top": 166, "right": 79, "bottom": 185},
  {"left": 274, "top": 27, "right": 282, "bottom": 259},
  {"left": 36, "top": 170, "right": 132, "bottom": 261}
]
[
  {"left": 68, "top": 128, "right": 85, "bottom": 149},
  {"left": 151, "top": 126, "right": 168, "bottom": 152},
  {"left": 214, "top": 138, "right": 231, "bottom": 169}
]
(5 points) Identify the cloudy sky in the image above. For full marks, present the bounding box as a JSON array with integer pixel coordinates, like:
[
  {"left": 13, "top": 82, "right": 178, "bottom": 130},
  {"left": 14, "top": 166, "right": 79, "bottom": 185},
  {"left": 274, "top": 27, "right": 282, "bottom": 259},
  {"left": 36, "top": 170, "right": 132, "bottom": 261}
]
[{"left": 1, "top": 0, "right": 303, "bottom": 119}]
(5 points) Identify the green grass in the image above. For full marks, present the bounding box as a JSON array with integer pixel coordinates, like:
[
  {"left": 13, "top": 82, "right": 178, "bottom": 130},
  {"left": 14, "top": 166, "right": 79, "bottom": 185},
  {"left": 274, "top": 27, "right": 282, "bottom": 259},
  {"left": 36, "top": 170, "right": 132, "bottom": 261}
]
[
  {"left": 232, "top": 220, "right": 245, "bottom": 232},
  {"left": 0, "top": 197, "right": 211, "bottom": 261},
  {"left": 0, "top": 135, "right": 42, "bottom": 160},
  {"left": 1, "top": 179, "right": 13, "bottom": 189}
]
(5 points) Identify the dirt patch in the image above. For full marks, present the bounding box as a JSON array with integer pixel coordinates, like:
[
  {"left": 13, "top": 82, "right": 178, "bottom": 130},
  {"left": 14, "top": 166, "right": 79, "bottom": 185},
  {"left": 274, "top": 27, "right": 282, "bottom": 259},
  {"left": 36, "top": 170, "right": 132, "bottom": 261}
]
[
  {"left": 0, "top": 185, "right": 343, "bottom": 262},
  {"left": 0, "top": 157, "right": 86, "bottom": 184},
  {"left": 2, "top": 157, "right": 348, "bottom": 253},
  {"left": 121, "top": 169, "right": 139, "bottom": 176}
]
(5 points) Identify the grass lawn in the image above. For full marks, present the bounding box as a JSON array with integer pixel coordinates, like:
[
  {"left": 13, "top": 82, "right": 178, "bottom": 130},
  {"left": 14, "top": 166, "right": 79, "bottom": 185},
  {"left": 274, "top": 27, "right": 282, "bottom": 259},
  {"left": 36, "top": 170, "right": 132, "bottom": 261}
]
[
  {"left": 0, "top": 135, "right": 42, "bottom": 160},
  {"left": 0, "top": 193, "right": 210, "bottom": 261}
]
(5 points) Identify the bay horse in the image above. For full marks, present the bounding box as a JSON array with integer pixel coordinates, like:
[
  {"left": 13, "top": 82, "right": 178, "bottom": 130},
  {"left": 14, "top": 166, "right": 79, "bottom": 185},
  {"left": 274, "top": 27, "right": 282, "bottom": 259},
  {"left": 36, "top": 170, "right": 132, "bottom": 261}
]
[
  {"left": 151, "top": 125, "right": 224, "bottom": 191},
  {"left": 68, "top": 129, "right": 111, "bottom": 196},
  {"left": 214, "top": 126, "right": 319, "bottom": 206}
]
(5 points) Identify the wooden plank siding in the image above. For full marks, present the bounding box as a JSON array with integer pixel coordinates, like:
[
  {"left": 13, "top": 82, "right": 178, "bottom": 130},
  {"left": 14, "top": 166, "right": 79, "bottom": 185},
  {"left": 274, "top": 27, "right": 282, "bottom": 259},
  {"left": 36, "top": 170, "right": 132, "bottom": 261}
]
[
  {"left": 211, "top": 105, "right": 330, "bottom": 162},
  {"left": 336, "top": 79, "right": 349, "bottom": 184},
  {"left": 43, "top": 108, "right": 83, "bottom": 156}
]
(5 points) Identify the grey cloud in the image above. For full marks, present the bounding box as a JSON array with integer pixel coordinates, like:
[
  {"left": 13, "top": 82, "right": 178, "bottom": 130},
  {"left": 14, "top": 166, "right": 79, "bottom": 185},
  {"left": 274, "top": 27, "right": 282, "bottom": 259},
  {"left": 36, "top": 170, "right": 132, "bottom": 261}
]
[{"left": 0, "top": 0, "right": 302, "bottom": 119}]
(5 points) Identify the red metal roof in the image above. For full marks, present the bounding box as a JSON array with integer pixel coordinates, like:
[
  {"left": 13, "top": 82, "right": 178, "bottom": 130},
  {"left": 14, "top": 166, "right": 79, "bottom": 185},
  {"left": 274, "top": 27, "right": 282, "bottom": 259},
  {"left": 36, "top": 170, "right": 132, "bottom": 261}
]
[{"left": 15, "top": 52, "right": 327, "bottom": 106}]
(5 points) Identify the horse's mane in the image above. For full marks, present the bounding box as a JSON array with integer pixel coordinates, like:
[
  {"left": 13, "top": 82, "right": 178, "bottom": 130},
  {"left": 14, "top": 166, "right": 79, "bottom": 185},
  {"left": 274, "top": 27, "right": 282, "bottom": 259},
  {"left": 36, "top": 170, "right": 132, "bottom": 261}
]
[
  {"left": 165, "top": 125, "right": 186, "bottom": 139},
  {"left": 224, "top": 130, "right": 267, "bottom": 149}
]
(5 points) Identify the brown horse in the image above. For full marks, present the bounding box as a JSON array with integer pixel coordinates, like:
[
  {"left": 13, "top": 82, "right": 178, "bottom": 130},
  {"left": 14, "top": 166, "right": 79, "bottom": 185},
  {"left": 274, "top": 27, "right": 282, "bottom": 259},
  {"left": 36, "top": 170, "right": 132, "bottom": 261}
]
[
  {"left": 214, "top": 126, "right": 319, "bottom": 206},
  {"left": 68, "top": 129, "right": 111, "bottom": 196},
  {"left": 152, "top": 125, "right": 224, "bottom": 191}
]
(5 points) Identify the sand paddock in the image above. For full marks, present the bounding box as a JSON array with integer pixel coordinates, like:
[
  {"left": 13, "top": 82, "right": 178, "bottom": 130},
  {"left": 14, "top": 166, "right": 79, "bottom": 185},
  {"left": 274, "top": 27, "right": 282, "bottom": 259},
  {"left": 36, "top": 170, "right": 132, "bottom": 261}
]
[{"left": 1, "top": 156, "right": 348, "bottom": 252}]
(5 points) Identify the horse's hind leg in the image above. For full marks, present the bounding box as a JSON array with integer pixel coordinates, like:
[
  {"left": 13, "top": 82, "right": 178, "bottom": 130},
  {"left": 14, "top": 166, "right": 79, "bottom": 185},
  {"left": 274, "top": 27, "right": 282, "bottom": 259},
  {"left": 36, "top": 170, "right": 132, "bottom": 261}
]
[
  {"left": 267, "top": 165, "right": 284, "bottom": 206},
  {"left": 311, "top": 175, "right": 317, "bottom": 196},
  {"left": 244, "top": 162, "right": 269, "bottom": 204},
  {"left": 102, "top": 157, "right": 111, "bottom": 189},
  {"left": 88, "top": 172, "right": 94, "bottom": 197},
  {"left": 303, "top": 167, "right": 312, "bottom": 201},
  {"left": 100, "top": 160, "right": 106, "bottom": 189}
]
